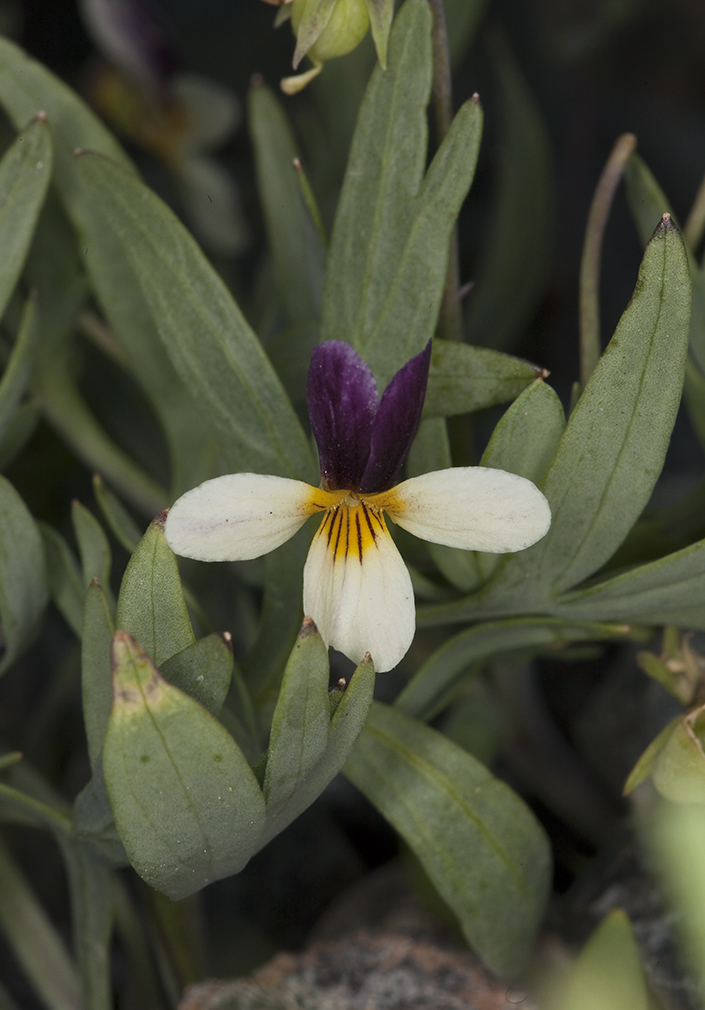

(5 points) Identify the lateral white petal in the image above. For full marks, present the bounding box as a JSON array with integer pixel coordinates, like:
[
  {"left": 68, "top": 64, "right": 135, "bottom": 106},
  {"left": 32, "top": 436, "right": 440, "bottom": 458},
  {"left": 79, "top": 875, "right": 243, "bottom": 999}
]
[
  {"left": 303, "top": 509, "right": 415, "bottom": 673},
  {"left": 388, "top": 467, "right": 552, "bottom": 553},
  {"left": 165, "top": 473, "right": 319, "bottom": 561}
]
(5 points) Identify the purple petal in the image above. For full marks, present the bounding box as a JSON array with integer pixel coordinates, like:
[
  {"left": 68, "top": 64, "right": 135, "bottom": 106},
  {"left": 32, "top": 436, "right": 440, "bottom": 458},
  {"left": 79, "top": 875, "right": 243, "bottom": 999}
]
[
  {"left": 81, "top": 0, "right": 177, "bottom": 94},
  {"left": 307, "top": 341, "right": 378, "bottom": 490},
  {"left": 359, "top": 341, "right": 432, "bottom": 493}
]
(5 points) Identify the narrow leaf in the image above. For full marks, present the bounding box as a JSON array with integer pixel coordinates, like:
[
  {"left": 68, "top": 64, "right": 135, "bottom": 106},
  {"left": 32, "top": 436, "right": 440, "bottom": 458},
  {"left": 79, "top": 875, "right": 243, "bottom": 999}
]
[
  {"left": 263, "top": 618, "right": 331, "bottom": 818},
  {"left": 344, "top": 702, "right": 551, "bottom": 976},
  {"left": 103, "top": 632, "right": 266, "bottom": 899},
  {"left": 75, "top": 151, "right": 316, "bottom": 483},
  {"left": 396, "top": 617, "right": 638, "bottom": 722},
  {"left": 116, "top": 512, "right": 194, "bottom": 667},
  {"left": 0, "top": 115, "right": 52, "bottom": 318},
  {"left": 81, "top": 580, "right": 115, "bottom": 769},
  {"left": 72, "top": 500, "right": 111, "bottom": 594},
  {"left": 92, "top": 474, "right": 140, "bottom": 553},
  {"left": 489, "top": 215, "right": 691, "bottom": 607},
  {"left": 0, "top": 835, "right": 81, "bottom": 1010},
  {"left": 0, "top": 475, "right": 48, "bottom": 674},
  {"left": 38, "top": 523, "right": 83, "bottom": 638},
  {"left": 423, "top": 339, "right": 545, "bottom": 419},
  {"left": 0, "top": 295, "right": 39, "bottom": 444}
]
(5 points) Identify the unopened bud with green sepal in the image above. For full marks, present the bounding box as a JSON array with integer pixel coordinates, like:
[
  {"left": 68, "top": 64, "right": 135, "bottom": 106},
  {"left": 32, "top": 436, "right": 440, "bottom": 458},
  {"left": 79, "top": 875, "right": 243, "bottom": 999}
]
[
  {"left": 103, "top": 630, "right": 265, "bottom": 899},
  {"left": 278, "top": 0, "right": 394, "bottom": 95},
  {"left": 651, "top": 704, "right": 705, "bottom": 805}
]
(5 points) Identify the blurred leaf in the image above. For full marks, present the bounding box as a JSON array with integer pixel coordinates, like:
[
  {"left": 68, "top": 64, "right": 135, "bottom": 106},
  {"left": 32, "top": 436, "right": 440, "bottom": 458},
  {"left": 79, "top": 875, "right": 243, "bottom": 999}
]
[
  {"left": 81, "top": 580, "right": 114, "bottom": 769},
  {"left": 38, "top": 522, "right": 83, "bottom": 638},
  {"left": 0, "top": 834, "right": 81, "bottom": 1010},
  {"left": 648, "top": 801, "right": 705, "bottom": 993},
  {"left": 92, "top": 474, "right": 140, "bottom": 553},
  {"left": 262, "top": 619, "right": 330, "bottom": 819},
  {"left": 71, "top": 500, "right": 111, "bottom": 596},
  {"left": 259, "top": 651, "right": 375, "bottom": 847},
  {"left": 160, "top": 633, "right": 233, "bottom": 717},
  {"left": 116, "top": 513, "right": 194, "bottom": 667},
  {"left": 321, "top": 0, "right": 483, "bottom": 387},
  {"left": 444, "top": 0, "right": 490, "bottom": 66},
  {"left": 623, "top": 719, "right": 677, "bottom": 795},
  {"left": 0, "top": 401, "right": 39, "bottom": 471},
  {"left": 488, "top": 215, "right": 691, "bottom": 609},
  {"left": 0, "top": 115, "right": 52, "bottom": 318},
  {"left": 34, "top": 345, "right": 168, "bottom": 515},
  {"left": 104, "top": 632, "right": 266, "bottom": 899},
  {"left": 423, "top": 340, "right": 545, "bottom": 418},
  {"left": 0, "top": 475, "right": 48, "bottom": 674},
  {"left": 651, "top": 708, "right": 705, "bottom": 804},
  {"left": 73, "top": 759, "right": 127, "bottom": 868},
  {"left": 0, "top": 295, "right": 39, "bottom": 445},
  {"left": 550, "top": 909, "right": 648, "bottom": 1010},
  {"left": 249, "top": 82, "right": 324, "bottom": 329},
  {"left": 344, "top": 702, "right": 551, "bottom": 976},
  {"left": 624, "top": 152, "right": 674, "bottom": 247},
  {"left": 76, "top": 151, "right": 316, "bottom": 484},
  {"left": 465, "top": 32, "right": 554, "bottom": 352},
  {"left": 59, "top": 839, "right": 113, "bottom": 1010},
  {"left": 396, "top": 617, "right": 639, "bottom": 721}
]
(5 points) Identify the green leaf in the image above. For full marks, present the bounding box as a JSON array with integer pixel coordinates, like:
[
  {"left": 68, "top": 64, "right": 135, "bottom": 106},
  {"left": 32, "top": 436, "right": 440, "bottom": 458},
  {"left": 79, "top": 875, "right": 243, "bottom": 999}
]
[
  {"left": 75, "top": 151, "right": 316, "bottom": 483},
  {"left": 0, "top": 115, "right": 52, "bottom": 319},
  {"left": 248, "top": 82, "right": 325, "bottom": 329},
  {"left": 34, "top": 345, "right": 168, "bottom": 516},
  {"left": 0, "top": 401, "right": 39, "bottom": 472},
  {"left": 444, "top": 0, "right": 491, "bottom": 66},
  {"left": 553, "top": 909, "right": 649, "bottom": 1010},
  {"left": 0, "top": 475, "right": 48, "bottom": 674},
  {"left": 0, "top": 834, "right": 81, "bottom": 1010},
  {"left": 423, "top": 340, "right": 545, "bottom": 419},
  {"left": 81, "top": 580, "right": 115, "bottom": 769},
  {"left": 259, "top": 651, "right": 375, "bottom": 847},
  {"left": 396, "top": 617, "right": 640, "bottom": 722},
  {"left": 71, "top": 500, "right": 111, "bottom": 595},
  {"left": 363, "top": 0, "right": 394, "bottom": 67},
  {"left": 344, "top": 702, "right": 551, "bottom": 976},
  {"left": 59, "top": 840, "right": 113, "bottom": 1010},
  {"left": 160, "top": 633, "right": 233, "bottom": 717},
  {"left": 92, "top": 474, "right": 140, "bottom": 553},
  {"left": 243, "top": 529, "right": 311, "bottom": 699},
  {"left": 465, "top": 31, "right": 554, "bottom": 352},
  {"left": 116, "top": 512, "right": 194, "bottom": 667},
  {"left": 73, "top": 760, "right": 127, "bottom": 868},
  {"left": 38, "top": 522, "right": 83, "bottom": 638},
  {"left": 320, "top": 0, "right": 483, "bottom": 387},
  {"left": 623, "top": 719, "right": 677, "bottom": 796},
  {"left": 552, "top": 536, "right": 705, "bottom": 625},
  {"left": 0, "top": 295, "right": 39, "bottom": 444},
  {"left": 624, "top": 152, "right": 674, "bottom": 247},
  {"left": 488, "top": 214, "right": 691, "bottom": 609},
  {"left": 480, "top": 379, "right": 565, "bottom": 484},
  {"left": 648, "top": 802, "right": 705, "bottom": 992},
  {"left": 103, "top": 631, "right": 266, "bottom": 899},
  {"left": 262, "top": 618, "right": 331, "bottom": 819},
  {"left": 650, "top": 711, "right": 705, "bottom": 805}
]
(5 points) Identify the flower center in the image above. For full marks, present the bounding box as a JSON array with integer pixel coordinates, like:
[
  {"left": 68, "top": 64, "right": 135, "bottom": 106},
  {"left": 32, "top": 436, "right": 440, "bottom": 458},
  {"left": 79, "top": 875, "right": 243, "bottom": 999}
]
[{"left": 316, "top": 497, "right": 388, "bottom": 565}]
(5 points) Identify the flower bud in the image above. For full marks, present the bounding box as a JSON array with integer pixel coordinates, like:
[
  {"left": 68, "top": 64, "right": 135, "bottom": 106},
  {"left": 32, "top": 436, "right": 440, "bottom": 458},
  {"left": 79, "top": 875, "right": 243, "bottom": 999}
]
[{"left": 291, "top": 0, "right": 370, "bottom": 65}]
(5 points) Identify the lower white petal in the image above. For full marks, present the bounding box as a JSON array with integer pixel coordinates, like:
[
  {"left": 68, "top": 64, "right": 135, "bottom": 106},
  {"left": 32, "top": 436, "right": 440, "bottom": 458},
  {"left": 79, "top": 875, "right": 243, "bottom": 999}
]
[
  {"left": 385, "top": 467, "right": 551, "bottom": 553},
  {"left": 165, "top": 473, "right": 323, "bottom": 561},
  {"left": 303, "top": 503, "right": 415, "bottom": 673}
]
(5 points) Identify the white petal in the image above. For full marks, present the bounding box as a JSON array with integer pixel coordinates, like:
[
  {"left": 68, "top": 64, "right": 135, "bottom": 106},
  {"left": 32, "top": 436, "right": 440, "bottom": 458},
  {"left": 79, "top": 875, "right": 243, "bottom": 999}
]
[
  {"left": 303, "top": 503, "right": 415, "bottom": 673},
  {"left": 165, "top": 473, "right": 322, "bottom": 561},
  {"left": 386, "top": 467, "right": 552, "bottom": 553}
]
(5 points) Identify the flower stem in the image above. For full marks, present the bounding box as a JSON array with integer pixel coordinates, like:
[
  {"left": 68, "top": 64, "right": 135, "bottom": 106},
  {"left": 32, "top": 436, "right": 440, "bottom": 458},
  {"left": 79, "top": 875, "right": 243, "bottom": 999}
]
[
  {"left": 579, "top": 132, "right": 637, "bottom": 386},
  {"left": 427, "top": 0, "right": 463, "bottom": 343}
]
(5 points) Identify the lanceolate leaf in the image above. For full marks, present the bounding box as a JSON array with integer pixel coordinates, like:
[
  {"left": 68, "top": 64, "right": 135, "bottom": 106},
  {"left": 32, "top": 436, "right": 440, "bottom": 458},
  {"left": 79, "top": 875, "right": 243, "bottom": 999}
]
[
  {"left": 76, "top": 151, "right": 316, "bottom": 483},
  {"left": 160, "top": 633, "right": 233, "bottom": 716},
  {"left": 557, "top": 909, "right": 649, "bottom": 1010},
  {"left": 72, "top": 500, "right": 111, "bottom": 594},
  {"left": 116, "top": 513, "right": 194, "bottom": 667},
  {"left": 488, "top": 215, "right": 691, "bottom": 608},
  {"left": 0, "top": 476, "right": 48, "bottom": 675},
  {"left": 0, "top": 115, "right": 52, "bottom": 320},
  {"left": 480, "top": 379, "right": 565, "bottom": 485},
  {"left": 320, "top": 0, "right": 483, "bottom": 387},
  {"left": 396, "top": 617, "right": 638, "bottom": 722},
  {"left": 81, "top": 580, "right": 115, "bottom": 769},
  {"left": 422, "top": 340, "right": 545, "bottom": 418},
  {"left": 0, "top": 295, "right": 39, "bottom": 444},
  {"left": 344, "top": 702, "right": 551, "bottom": 976}
]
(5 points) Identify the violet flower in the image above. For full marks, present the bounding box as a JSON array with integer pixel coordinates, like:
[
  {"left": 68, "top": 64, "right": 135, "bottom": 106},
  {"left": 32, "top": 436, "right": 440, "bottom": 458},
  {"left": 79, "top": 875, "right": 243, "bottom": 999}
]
[{"left": 165, "top": 342, "right": 551, "bottom": 672}]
